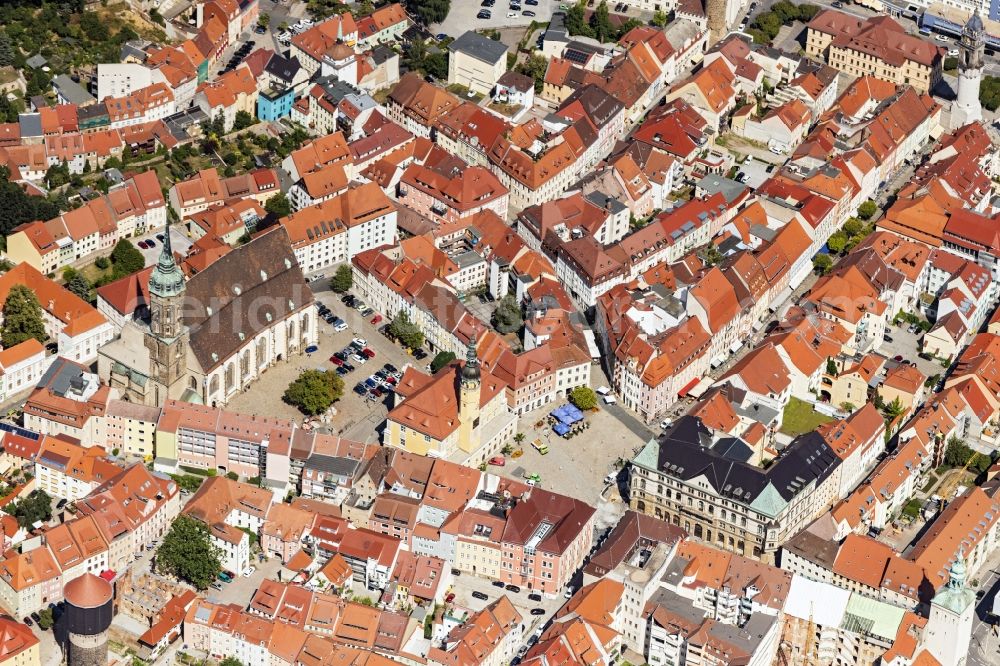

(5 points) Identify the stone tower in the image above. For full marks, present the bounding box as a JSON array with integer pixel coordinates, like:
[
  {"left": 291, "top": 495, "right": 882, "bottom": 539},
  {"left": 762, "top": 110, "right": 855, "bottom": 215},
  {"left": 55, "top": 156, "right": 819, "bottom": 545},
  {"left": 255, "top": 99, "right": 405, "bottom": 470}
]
[
  {"left": 143, "top": 224, "right": 189, "bottom": 405},
  {"left": 63, "top": 573, "right": 113, "bottom": 666},
  {"left": 923, "top": 554, "right": 976, "bottom": 666},
  {"left": 707, "top": 0, "right": 728, "bottom": 44},
  {"left": 458, "top": 335, "right": 482, "bottom": 455},
  {"left": 952, "top": 10, "right": 985, "bottom": 129}
]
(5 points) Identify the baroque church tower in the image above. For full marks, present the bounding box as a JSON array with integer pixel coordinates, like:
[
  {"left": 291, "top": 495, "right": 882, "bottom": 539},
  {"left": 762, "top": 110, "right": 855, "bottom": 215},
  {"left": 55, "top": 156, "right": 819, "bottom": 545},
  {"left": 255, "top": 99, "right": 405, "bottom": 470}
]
[{"left": 143, "top": 226, "right": 189, "bottom": 404}]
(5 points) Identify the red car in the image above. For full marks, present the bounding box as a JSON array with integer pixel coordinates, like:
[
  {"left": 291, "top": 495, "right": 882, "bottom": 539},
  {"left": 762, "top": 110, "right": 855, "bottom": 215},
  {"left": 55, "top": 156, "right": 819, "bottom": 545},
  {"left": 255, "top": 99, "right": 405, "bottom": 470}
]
[
  {"left": 488, "top": 456, "right": 506, "bottom": 466},
  {"left": 361, "top": 348, "right": 376, "bottom": 359},
  {"left": 330, "top": 356, "right": 344, "bottom": 366},
  {"left": 385, "top": 376, "right": 397, "bottom": 385},
  {"left": 445, "top": 592, "right": 456, "bottom": 603},
  {"left": 371, "top": 314, "right": 382, "bottom": 325}
]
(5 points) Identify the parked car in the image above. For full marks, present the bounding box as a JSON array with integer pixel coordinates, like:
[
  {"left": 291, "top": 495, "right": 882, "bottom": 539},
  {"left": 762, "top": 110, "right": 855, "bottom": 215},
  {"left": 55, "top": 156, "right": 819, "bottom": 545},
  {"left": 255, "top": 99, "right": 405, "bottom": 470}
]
[
  {"left": 505, "top": 584, "right": 521, "bottom": 593},
  {"left": 371, "top": 314, "right": 382, "bottom": 325},
  {"left": 528, "top": 592, "right": 542, "bottom": 602},
  {"left": 336, "top": 366, "right": 349, "bottom": 376},
  {"left": 530, "top": 608, "right": 545, "bottom": 615},
  {"left": 523, "top": 9, "right": 535, "bottom": 15},
  {"left": 352, "top": 338, "right": 368, "bottom": 348},
  {"left": 488, "top": 456, "right": 506, "bottom": 466},
  {"left": 305, "top": 345, "right": 319, "bottom": 354},
  {"left": 243, "top": 566, "right": 256, "bottom": 578},
  {"left": 472, "top": 591, "right": 489, "bottom": 600},
  {"left": 211, "top": 582, "right": 224, "bottom": 591},
  {"left": 492, "top": 580, "right": 506, "bottom": 588},
  {"left": 332, "top": 319, "right": 348, "bottom": 332},
  {"left": 361, "top": 348, "right": 376, "bottom": 359},
  {"left": 353, "top": 384, "right": 367, "bottom": 395},
  {"left": 22, "top": 617, "right": 32, "bottom": 627},
  {"left": 351, "top": 353, "right": 368, "bottom": 365},
  {"left": 56, "top": 498, "right": 68, "bottom": 509},
  {"left": 445, "top": 592, "right": 456, "bottom": 603},
  {"left": 413, "top": 349, "right": 427, "bottom": 360},
  {"left": 330, "top": 355, "right": 344, "bottom": 366}
]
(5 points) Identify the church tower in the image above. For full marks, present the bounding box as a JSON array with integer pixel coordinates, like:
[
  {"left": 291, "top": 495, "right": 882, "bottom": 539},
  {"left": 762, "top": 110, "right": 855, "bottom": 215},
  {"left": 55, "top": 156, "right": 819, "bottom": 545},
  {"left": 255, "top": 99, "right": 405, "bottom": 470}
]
[
  {"left": 952, "top": 11, "right": 985, "bottom": 129},
  {"left": 923, "top": 554, "right": 976, "bottom": 666},
  {"left": 458, "top": 335, "right": 482, "bottom": 455},
  {"left": 143, "top": 226, "right": 188, "bottom": 405}
]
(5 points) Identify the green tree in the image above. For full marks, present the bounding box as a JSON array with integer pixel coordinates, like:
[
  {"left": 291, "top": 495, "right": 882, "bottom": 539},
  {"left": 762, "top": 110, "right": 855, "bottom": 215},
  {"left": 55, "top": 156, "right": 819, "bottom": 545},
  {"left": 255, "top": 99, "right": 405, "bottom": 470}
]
[
  {"left": 424, "top": 52, "right": 448, "bottom": 80},
  {"left": 2, "top": 285, "right": 47, "bottom": 348},
  {"left": 857, "top": 200, "right": 877, "bottom": 221},
  {"left": 515, "top": 54, "right": 549, "bottom": 94},
  {"left": 883, "top": 396, "right": 906, "bottom": 422},
  {"left": 389, "top": 312, "right": 425, "bottom": 349},
  {"left": 491, "top": 295, "right": 523, "bottom": 334},
  {"left": 406, "top": 0, "right": 451, "bottom": 24},
  {"left": 591, "top": 0, "right": 615, "bottom": 43},
  {"left": 265, "top": 192, "right": 291, "bottom": 218},
  {"left": 220, "top": 658, "right": 244, "bottom": 666},
  {"left": 651, "top": 10, "right": 668, "bottom": 26},
  {"left": 36, "top": 608, "right": 53, "bottom": 630},
  {"left": 150, "top": 8, "right": 165, "bottom": 26},
  {"left": 826, "top": 230, "right": 849, "bottom": 255},
  {"left": 8, "top": 490, "right": 52, "bottom": 528},
  {"left": 257, "top": 13, "right": 270, "bottom": 28},
  {"left": 430, "top": 351, "right": 456, "bottom": 373},
  {"left": 110, "top": 239, "right": 146, "bottom": 277},
  {"left": 0, "top": 95, "right": 19, "bottom": 123},
  {"left": 156, "top": 515, "right": 223, "bottom": 590},
  {"left": 284, "top": 369, "right": 344, "bottom": 415},
  {"left": 80, "top": 11, "right": 108, "bottom": 41},
  {"left": 843, "top": 217, "right": 864, "bottom": 237},
  {"left": 225, "top": 471, "right": 239, "bottom": 481},
  {"left": 0, "top": 32, "right": 14, "bottom": 67},
  {"left": 812, "top": 253, "right": 833, "bottom": 275},
  {"left": 566, "top": 0, "right": 593, "bottom": 38},
  {"left": 66, "top": 274, "right": 92, "bottom": 302},
  {"left": 233, "top": 110, "right": 255, "bottom": 131},
  {"left": 568, "top": 386, "right": 598, "bottom": 410},
  {"left": 329, "top": 265, "right": 353, "bottom": 293}
]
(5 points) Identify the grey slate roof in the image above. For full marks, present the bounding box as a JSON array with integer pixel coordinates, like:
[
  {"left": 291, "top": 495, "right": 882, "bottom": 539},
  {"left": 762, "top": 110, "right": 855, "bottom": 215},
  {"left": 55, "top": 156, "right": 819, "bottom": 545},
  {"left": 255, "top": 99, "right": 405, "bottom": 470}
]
[
  {"left": 448, "top": 31, "right": 508, "bottom": 65},
  {"left": 697, "top": 173, "right": 748, "bottom": 204},
  {"left": 183, "top": 227, "right": 313, "bottom": 373},
  {"left": 650, "top": 416, "right": 840, "bottom": 514},
  {"left": 52, "top": 75, "right": 96, "bottom": 105},
  {"left": 265, "top": 53, "right": 301, "bottom": 84},
  {"left": 18, "top": 114, "right": 42, "bottom": 139}
]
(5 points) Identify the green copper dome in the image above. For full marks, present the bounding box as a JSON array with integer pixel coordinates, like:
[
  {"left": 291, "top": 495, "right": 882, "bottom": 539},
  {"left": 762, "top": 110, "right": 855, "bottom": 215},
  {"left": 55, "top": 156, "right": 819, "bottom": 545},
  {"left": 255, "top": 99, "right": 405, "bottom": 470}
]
[
  {"left": 932, "top": 553, "right": 976, "bottom": 615},
  {"left": 149, "top": 225, "right": 184, "bottom": 298}
]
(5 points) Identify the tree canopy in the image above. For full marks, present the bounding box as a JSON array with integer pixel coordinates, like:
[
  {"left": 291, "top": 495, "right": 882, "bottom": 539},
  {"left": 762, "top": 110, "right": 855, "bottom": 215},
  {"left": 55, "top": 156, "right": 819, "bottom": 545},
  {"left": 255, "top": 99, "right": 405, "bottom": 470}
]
[
  {"left": 156, "top": 515, "right": 223, "bottom": 590},
  {"left": 568, "top": 386, "right": 597, "bottom": 411},
  {"left": 431, "top": 351, "right": 456, "bottom": 373},
  {"left": 8, "top": 489, "right": 52, "bottom": 528},
  {"left": 110, "top": 239, "right": 146, "bottom": 277},
  {"left": 330, "top": 265, "right": 353, "bottom": 293},
  {"left": 491, "top": 295, "right": 523, "bottom": 334},
  {"left": 265, "top": 192, "right": 291, "bottom": 218},
  {"left": 0, "top": 167, "right": 61, "bottom": 237},
  {"left": 406, "top": 0, "right": 450, "bottom": 24},
  {"left": 2, "top": 285, "right": 47, "bottom": 348},
  {"left": 388, "top": 312, "right": 425, "bottom": 349},
  {"left": 284, "top": 369, "right": 345, "bottom": 415}
]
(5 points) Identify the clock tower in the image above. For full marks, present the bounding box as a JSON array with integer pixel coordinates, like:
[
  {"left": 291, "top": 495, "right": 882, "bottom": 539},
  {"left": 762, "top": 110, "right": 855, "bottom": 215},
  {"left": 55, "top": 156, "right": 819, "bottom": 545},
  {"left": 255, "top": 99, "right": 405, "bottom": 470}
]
[
  {"left": 952, "top": 11, "right": 985, "bottom": 129},
  {"left": 143, "top": 225, "right": 189, "bottom": 405}
]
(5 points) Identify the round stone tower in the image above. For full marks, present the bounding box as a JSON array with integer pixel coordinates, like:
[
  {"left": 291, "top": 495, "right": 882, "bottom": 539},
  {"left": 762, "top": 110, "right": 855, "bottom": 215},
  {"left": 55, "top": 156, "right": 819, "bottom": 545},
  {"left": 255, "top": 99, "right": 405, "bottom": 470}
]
[
  {"left": 952, "top": 10, "right": 985, "bottom": 129},
  {"left": 63, "top": 573, "right": 113, "bottom": 666}
]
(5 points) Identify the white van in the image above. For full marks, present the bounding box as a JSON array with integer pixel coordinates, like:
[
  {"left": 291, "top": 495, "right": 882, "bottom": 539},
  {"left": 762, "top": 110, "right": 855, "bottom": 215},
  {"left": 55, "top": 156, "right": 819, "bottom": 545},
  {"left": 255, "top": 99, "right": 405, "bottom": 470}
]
[
  {"left": 595, "top": 386, "right": 611, "bottom": 396},
  {"left": 602, "top": 395, "right": 617, "bottom": 405}
]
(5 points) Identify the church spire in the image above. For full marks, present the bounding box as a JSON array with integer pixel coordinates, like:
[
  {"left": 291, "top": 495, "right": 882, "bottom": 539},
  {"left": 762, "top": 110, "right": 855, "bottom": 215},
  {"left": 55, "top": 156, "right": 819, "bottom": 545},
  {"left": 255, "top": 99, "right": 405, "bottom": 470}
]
[
  {"left": 462, "top": 333, "right": 481, "bottom": 384},
  {"left": 149, "top": 223, "right": 184, "bottom": 298}
]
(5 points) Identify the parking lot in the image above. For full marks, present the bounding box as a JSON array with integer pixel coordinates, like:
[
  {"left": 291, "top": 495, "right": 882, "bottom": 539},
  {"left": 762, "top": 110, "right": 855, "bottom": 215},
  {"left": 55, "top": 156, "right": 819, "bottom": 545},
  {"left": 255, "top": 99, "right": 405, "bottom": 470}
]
[
  {"left": 134, "top": 225, "right": 194, "bottom": 267},
  {"left": 446, "top": 573, "right": 568, "bottom": 643},
  {"left": 225, "top": 281, "right": 424, "bottom": 440},
  {"left": 879, "top": 319, "right": 946, "bottom": 382},
  {"left": 435, "top": 0, "right": 566, "bottom": 36}
]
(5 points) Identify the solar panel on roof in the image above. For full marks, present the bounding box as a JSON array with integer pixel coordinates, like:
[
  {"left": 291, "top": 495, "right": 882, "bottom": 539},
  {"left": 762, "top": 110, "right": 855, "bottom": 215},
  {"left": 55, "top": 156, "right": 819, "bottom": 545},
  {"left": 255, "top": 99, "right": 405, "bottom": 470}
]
[{"left": 564, "top": 50, "right": 589, "bottom": 64}]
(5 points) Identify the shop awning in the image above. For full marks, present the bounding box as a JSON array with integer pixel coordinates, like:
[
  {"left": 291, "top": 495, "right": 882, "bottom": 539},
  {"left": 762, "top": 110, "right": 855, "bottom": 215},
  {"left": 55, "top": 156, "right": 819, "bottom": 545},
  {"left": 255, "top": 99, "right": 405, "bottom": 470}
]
[
  {"left": 677, "top": 377, "right": 701, "bottom": 398},
  {"left": 688, "top": 377, "right": 715, "bottom": 400}
]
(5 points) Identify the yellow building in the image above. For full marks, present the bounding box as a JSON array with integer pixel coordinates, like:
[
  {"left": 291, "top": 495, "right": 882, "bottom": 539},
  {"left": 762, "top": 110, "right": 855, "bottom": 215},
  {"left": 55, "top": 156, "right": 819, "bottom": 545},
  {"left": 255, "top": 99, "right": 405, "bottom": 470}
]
[
  {"left": 383, "top": 339, "right": 517, "bottom": 466},
  {"left": 806, "top": 10, "right": 943, "bottom": 94},
  {"left": 4, "top": 221, "right": 61, "bottom": 276},
  {"left": 822, "top": 354, "right": 884, "bottom": 412},
  {"left": 0, "top": 616, "right": 40, "bottom": 666},
  {"left": 447, "top": 31, "right": 508, "bottom": 96}
]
